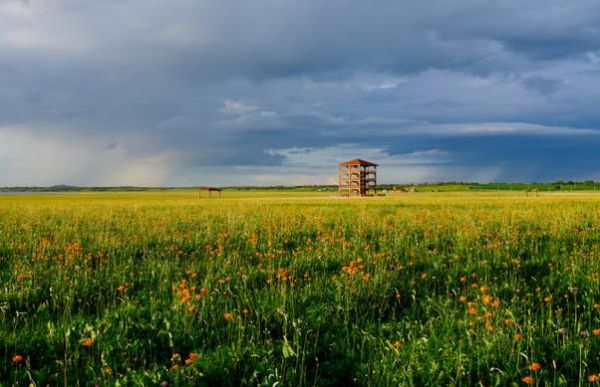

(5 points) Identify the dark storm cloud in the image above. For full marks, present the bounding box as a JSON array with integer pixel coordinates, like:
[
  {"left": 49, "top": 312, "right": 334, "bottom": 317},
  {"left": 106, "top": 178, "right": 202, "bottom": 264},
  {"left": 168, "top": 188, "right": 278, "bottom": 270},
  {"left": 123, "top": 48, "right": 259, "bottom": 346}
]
[{"left": 1, "top": 0, "right": 600, "bottom": 185}]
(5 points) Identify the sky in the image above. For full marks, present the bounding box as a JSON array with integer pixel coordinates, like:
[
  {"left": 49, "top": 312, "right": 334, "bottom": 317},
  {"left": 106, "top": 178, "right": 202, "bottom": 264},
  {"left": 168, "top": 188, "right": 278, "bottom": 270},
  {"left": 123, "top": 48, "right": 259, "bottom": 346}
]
[{"left": 2, "top": 0, "right": 600, "bottom": 186}]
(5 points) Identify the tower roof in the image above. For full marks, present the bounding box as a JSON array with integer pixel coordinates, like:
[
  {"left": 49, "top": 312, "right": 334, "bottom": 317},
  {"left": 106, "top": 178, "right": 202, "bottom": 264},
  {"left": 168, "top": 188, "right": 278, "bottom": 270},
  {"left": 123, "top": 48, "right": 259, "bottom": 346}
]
[{"left": 338, "top": 158, "right": 378, "bottom": 167}]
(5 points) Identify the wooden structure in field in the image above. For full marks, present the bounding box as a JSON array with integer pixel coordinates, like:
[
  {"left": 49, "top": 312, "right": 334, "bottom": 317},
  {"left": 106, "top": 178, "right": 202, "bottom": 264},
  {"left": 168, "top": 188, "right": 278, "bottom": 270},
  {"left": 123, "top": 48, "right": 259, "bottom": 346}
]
[
  {"left": 198, "top": 186, "right": 222, "bottom": 199},
  {"left": 338, "top": 159, "right": 378, "bottom": 196}
]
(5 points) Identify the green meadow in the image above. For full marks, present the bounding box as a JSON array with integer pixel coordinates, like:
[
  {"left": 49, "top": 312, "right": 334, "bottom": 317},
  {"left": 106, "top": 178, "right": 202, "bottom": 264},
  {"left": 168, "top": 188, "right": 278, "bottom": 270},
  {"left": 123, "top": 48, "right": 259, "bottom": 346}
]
[{"left": 1, "top": 191, "right": 600, "bottom": 385}]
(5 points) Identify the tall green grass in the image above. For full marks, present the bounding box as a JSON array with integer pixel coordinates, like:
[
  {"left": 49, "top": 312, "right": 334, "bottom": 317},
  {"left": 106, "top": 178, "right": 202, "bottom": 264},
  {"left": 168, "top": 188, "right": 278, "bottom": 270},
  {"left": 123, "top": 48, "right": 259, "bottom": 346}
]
[{"left": 1, "top": 192, "right": 599, "bottom": 385}]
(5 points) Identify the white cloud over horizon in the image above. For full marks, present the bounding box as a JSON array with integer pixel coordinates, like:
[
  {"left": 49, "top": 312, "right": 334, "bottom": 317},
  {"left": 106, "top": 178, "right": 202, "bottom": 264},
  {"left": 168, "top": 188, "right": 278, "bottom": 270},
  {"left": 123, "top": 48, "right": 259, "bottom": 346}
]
[{"left": 0, "top": 126, "right": 182, "bottom": 186}]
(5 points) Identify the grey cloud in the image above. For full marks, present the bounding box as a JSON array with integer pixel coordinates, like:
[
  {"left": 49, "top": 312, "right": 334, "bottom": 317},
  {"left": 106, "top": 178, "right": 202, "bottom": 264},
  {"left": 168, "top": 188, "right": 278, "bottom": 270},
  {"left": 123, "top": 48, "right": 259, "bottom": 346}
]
[
  {"left": 522, "top": 77, "right": 564, "bottom": 95},
  {"left": 1, "top": 0, "right": 600, "bottom": 185}
]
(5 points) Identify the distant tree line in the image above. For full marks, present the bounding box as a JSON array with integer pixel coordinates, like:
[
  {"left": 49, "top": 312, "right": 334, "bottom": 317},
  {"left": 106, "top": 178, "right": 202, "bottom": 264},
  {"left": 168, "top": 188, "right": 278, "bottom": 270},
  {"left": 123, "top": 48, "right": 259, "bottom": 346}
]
[{"left": 2, "top": 181, "right": 600, "bottom": 192}]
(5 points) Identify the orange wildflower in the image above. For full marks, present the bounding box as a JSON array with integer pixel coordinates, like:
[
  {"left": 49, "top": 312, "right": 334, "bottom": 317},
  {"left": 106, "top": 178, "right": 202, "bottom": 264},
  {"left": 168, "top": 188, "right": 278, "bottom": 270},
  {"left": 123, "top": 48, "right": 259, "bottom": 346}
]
[
  {"left": 171, "top": 353, "right": 181, "bottom": 361},
  {"left": 522, "top": 376, "right": 534, "bottom": 385},
  {"left": 223, "top": 312, "right": 233, "bottom": 320},
  {"left": 185, "top": 352, "right": 199, "bottom": 365},
  {"left": 117, "top": 283, "right": 127, "bottom": 293},
  {"left": 170, "top": 365, "right": 180, "bottom": 372},
  {"left": 529, "top": 362, "right": 541, "bottom": 372},
  {"left": 467, "top": 307, "right": 477, "bottom": 316},
  {"left": 82, "top": 338, "right": 94, "bottom": 347},
  {"left": 480, "top": 285, "right": 489, "bottom": 293},
  {"left": 514, "top": 332, "right": 523, "bottom": 342},
  {"left": 592, "top": 329, "right": 600, "bottom": 337},
  {"left": 588, "top": 374, "right": 600, "bottom": 383},
  {"left": 392, "top": 340, "right": 402, "bottom": 349},
  {"left": 12, "top": 354, "right": 23, "bottom": 364}
]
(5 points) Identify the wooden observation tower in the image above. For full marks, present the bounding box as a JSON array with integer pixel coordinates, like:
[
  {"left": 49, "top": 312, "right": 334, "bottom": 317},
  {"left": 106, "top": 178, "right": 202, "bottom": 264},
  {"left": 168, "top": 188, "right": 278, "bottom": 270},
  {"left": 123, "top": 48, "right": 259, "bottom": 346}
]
[{"left": 338, "top": 159, "right": 378, "bottom": 196}]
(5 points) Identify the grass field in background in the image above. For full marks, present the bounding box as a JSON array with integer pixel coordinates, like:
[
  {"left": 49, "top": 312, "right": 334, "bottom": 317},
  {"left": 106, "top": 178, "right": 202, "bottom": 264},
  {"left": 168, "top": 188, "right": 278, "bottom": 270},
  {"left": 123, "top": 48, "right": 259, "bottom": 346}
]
[{"left": 2, "top": 191, "right": 600, "bottom": 385}]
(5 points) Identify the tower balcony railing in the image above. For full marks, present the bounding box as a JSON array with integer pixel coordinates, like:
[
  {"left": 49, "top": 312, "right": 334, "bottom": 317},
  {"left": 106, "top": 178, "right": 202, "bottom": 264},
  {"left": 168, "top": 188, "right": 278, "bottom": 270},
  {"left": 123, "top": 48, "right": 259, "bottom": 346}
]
[{"left": 345, "top": 177, "right": 376, "bottom": 182}]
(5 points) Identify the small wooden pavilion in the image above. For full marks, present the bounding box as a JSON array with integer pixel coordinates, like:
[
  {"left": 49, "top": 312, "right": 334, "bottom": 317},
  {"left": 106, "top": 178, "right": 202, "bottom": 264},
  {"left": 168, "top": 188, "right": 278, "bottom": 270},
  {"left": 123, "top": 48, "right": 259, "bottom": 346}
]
[
  {"left": 198, "top": 186, "right": 222, "bottom": 199},
  {"left": 338, "top": 159, "right": 378, "bottom": 196}
]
